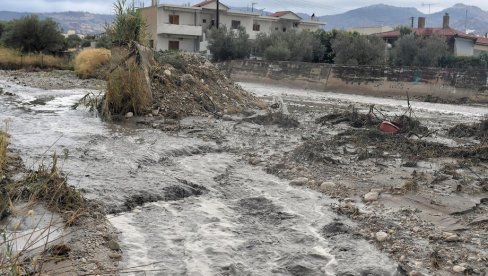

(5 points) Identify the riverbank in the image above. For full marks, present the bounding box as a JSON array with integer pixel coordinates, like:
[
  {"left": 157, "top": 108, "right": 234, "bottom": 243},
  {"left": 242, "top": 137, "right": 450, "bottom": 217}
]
[
  {"left": 0, "top": 144, "right": 121, "bottom": 275},
  {"left": 1, "top": 70, "right": 487, "bottom": 275}
]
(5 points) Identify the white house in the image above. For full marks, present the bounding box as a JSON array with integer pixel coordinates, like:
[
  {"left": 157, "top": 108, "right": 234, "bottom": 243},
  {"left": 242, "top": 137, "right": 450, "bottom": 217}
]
[{"left": 140, "top": 0, "right": 325, "bottom": 53}]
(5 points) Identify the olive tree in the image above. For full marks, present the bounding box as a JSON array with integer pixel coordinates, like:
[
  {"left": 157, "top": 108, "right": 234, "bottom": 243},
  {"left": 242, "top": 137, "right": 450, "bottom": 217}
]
[
  {"left": 332, "top": 32, "right": 386, "bottom": 65},
  {"left": 207, "top": 26, "right": 251, "bottom": 62},
  {"left": 391, "top": 34, "right": 448, "bottom": 67},
  {"left": 1, "top": 15, "right": 65, "bottom": 53}
]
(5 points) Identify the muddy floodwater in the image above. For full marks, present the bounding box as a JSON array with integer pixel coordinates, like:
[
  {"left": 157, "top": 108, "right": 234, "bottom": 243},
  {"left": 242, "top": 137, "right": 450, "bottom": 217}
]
[{"left": 1, "top": 77, "right": 487, "bottom": 275}]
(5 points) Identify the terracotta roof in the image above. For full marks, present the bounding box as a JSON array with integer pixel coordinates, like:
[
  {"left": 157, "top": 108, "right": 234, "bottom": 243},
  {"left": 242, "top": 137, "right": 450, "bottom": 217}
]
[
  {"left": 271, "top": 11, "right": 291, "bottom": 17},
  {"left": 477, "top": 37, "right": 488, "bottom": 45},
  {"left": 376, "top": 27, "right": 477, "bottom": 41}
]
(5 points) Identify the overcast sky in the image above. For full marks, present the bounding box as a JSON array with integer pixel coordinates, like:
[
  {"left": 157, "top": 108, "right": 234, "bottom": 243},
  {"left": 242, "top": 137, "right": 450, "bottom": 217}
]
[{"left": 1, "top": 0, "right": 487, "bottom": 15}]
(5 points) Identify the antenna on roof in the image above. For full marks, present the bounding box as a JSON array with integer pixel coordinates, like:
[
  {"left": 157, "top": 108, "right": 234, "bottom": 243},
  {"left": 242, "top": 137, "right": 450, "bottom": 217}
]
[
  {"left": 421, "top": 2, "right": 437, "bottom": 15},
  {"left": 252, "top": 2, "right": 257, "bottom": 12}
]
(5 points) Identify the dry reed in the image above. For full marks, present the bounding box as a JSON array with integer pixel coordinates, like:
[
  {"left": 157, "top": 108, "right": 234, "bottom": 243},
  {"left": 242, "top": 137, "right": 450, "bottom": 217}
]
[
  {"left": 73, "top": 48, "right": 111, "bottom": 79},
  {"left": 103, "top": 60, "right": 151, "bottom": 118},
  {"left": 0, "top": 47, "right": 70, "bottom": 70}
]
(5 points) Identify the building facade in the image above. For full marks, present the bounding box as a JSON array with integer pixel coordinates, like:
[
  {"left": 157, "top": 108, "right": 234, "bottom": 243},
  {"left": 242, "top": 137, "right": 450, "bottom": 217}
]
[
  {"left": 140, "top": 0, "right": 325, "bottom": 53},
  {"left": 375, "top": 14, "right": 488, "bottom": 57}
]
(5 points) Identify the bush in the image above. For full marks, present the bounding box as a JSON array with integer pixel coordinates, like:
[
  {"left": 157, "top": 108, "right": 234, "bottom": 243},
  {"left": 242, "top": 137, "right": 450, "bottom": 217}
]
[
  {"left": 0, "top": 47, "right": 70, "bottom": 69},
  {"left": 73, "top": 48, "right": 111, "bottom": 79},
  {"left": 438, "top": 54, "right": 488, "bottom": 69},
  {"left": 264, "top": 44, "right": 291, "bottom": 61},
  {"left": 65, "top": 34, "right": 82, "bottom": 49}
]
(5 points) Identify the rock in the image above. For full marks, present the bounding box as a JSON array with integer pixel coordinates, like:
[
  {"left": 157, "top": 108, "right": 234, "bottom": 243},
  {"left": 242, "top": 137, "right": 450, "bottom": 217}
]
[
  {"left": 125, "top": 112, "right": 134, "bottom": 118},
  {"left": 164, "top": 69, "right": 172, "bottom": 77},
  {"left": 445, "top": 234, "right": 460, "bottom": 242},
  {"left": 408, "top": 271, "right": 423, "bottom": 276},
  {"left": 375, "top": 231, "right": 388, "bottom": 242},
  {"left": 107, "top": 240, "right": 120, "bottom": 251},
  {"left": 320, "top": 182, "right": 336, "bottom": 192},
  {"left": 81, "top": 258, "right": 87, "bottom": 263},
  {"left": 363, "top": 191, "right": 379, "bottom": 202},
  {"left": 180, "top": 74, "right": 195, "bottom": 84},
  {"left": 452, "top": 265, "right": 466, "bottom": 273},
  {"left": 152, "top": 109, "right": 159, "bottom": 116},
  {"left": 109, "top": 253, "right": 123, "bottom": 259},
  {"left": 289, "top": 177, "right": 309, "bottom": 186},
  {"left": 469, "top": 215, "right": 488, "bottom": 225}
]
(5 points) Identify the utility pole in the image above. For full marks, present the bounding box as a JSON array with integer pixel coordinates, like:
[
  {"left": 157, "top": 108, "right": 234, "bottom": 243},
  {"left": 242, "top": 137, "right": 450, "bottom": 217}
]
[
  {"left": 216, "top": 0, "right": 220, "bottom": 29},
  {"left": 252, "top": 2, "right": 257, "bottom": 12},
  {"left": 422, "top": 2, "right": 437, "bottom": 15},
  {"left": 465, "top": 9, "right": 468, "bottom": 33}
]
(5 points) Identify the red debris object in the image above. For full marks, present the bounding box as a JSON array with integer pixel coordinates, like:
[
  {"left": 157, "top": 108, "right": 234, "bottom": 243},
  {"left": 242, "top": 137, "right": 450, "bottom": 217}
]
[{"left": 379, "top": 121, "right": 401, "bottom": 133}]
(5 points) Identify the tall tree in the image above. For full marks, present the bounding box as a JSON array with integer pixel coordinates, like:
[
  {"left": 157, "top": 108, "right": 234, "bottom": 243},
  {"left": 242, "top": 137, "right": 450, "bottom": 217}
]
[
  {"left": 207, "top": 26, "right": 251, "bottom": 62},
  {"left": 332, "top": 32, "right": 385, "bottom": 65},
  {"left": 1, "top": 16, "right": 65, "bottom": 53}
]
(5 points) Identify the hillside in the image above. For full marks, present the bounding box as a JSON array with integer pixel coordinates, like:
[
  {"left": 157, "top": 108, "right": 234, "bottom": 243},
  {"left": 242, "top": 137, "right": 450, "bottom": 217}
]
[
  {"left": 0, "top": 11, "right": 113, "bottom": 34},
  {"left": 319, "top": 3, "right": 488, "bottom": 35}
]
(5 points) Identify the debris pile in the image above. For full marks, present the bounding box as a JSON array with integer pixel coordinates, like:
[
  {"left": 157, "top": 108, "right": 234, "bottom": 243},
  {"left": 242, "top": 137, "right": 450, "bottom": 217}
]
[
  {"left": 150, "top": 51, "right": 265, "bottom": 119},
  {"left": 448, "top": 118, "right": 488, "bottom": 142},
  {"left": 315, "top": 106, "right": 380, "bottom": 128},
  {"left": 293, "top": 129, "right": 488, "bottom": 164},
  {"left": 92, "top": 43, "right": 265, "bottom": 120}
]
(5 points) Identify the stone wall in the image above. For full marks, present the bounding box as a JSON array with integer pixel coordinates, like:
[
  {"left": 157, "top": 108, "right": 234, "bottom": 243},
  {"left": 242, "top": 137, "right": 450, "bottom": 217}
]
[{"left": 221, "top": 60, "right": 488, "bottom": 100}]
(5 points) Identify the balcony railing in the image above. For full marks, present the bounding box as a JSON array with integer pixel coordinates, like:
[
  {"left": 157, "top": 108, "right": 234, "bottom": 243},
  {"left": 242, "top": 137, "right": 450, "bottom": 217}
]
[{"left": 158, "top": 24, "right": 202, "bottom": 36}]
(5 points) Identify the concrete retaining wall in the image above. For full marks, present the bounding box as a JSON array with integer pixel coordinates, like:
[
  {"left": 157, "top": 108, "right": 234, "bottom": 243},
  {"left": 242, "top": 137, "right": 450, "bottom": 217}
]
[{"left": 220, "top": 60, "right": 488, "bottom": 100}]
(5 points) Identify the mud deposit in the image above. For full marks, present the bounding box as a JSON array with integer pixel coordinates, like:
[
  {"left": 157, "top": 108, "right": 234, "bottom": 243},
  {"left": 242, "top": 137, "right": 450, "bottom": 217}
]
[{"left": 1, "top": 72, "right": 487, "bottom": 275}]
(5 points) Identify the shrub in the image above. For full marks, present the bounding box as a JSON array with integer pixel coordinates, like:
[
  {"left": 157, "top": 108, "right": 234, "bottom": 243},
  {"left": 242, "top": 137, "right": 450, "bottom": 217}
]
[
  {"left": 103, "top": 61, "right": 151, "bottom": 118},
  {"left": 264, "top": 44, "right": 291, "bottom": 61},
  {"left": 73, "top": 48, "right": 111, "bottom": 79},
  {"left": 0, "top": 47, "right": 69, "bottom": 69}
]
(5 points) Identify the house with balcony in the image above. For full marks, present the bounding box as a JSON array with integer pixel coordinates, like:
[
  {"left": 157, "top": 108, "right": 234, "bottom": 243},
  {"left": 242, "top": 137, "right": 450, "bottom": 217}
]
[{"left": 140, "top": 0, "right": 325, "bottom": 53}]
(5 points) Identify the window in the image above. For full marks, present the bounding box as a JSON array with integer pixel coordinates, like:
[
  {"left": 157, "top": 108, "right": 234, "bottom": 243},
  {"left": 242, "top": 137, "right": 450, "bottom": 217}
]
[
  {"left": 293, "top": 22, "right": 299, "bottom": 28},
  {"left": 231, "top": 20, "right": 241, "bottom": 29},
  {"left": 203, "top": 19, "right": 207, "bottom": 23},
  {"left": 149, "top": 40, "right": 154, "bottom": 49},
  {"left": 169, "top": 14, "right": 179, "bottom": 25},
  {"left": 253, "top": 24, "right": 260, "bottom": 31},
  {"left": 275, "top": 27, "right": 279, "bottom": 31},
  {"left": 211, "top": 19, "right": 215, "bottom": 26},
  {"left": 169, "top": 41, "right": 180, "bottom": 50},
  {"left": 282, "top": 27, "right": 287, "bottom": 32}
]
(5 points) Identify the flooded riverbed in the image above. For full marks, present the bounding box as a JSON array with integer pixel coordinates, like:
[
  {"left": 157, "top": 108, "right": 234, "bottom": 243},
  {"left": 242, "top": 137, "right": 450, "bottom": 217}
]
[{"left": 4, "top": 78, "right": 488, "bottom": 275}]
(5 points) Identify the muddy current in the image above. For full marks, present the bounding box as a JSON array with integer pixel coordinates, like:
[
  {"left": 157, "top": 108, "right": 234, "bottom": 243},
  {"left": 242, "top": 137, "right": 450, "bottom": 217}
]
[{"left": 4, "top": 79, "right": 487, "bottom": 275}]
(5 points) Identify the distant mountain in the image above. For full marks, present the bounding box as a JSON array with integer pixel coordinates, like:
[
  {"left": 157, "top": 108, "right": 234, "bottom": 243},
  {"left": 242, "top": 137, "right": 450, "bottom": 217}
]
[
  {"left": 426, "top": 4, "right": 488, "bottom": 35},
  {"left": 319, "top": 4, "right": 423, "bottom": 30},
  {"left": 318, "top": 3, "right": 488, "bottom": 36},
  {"left": 0, "top": 11, "right": 113, "bottom": 35}
]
